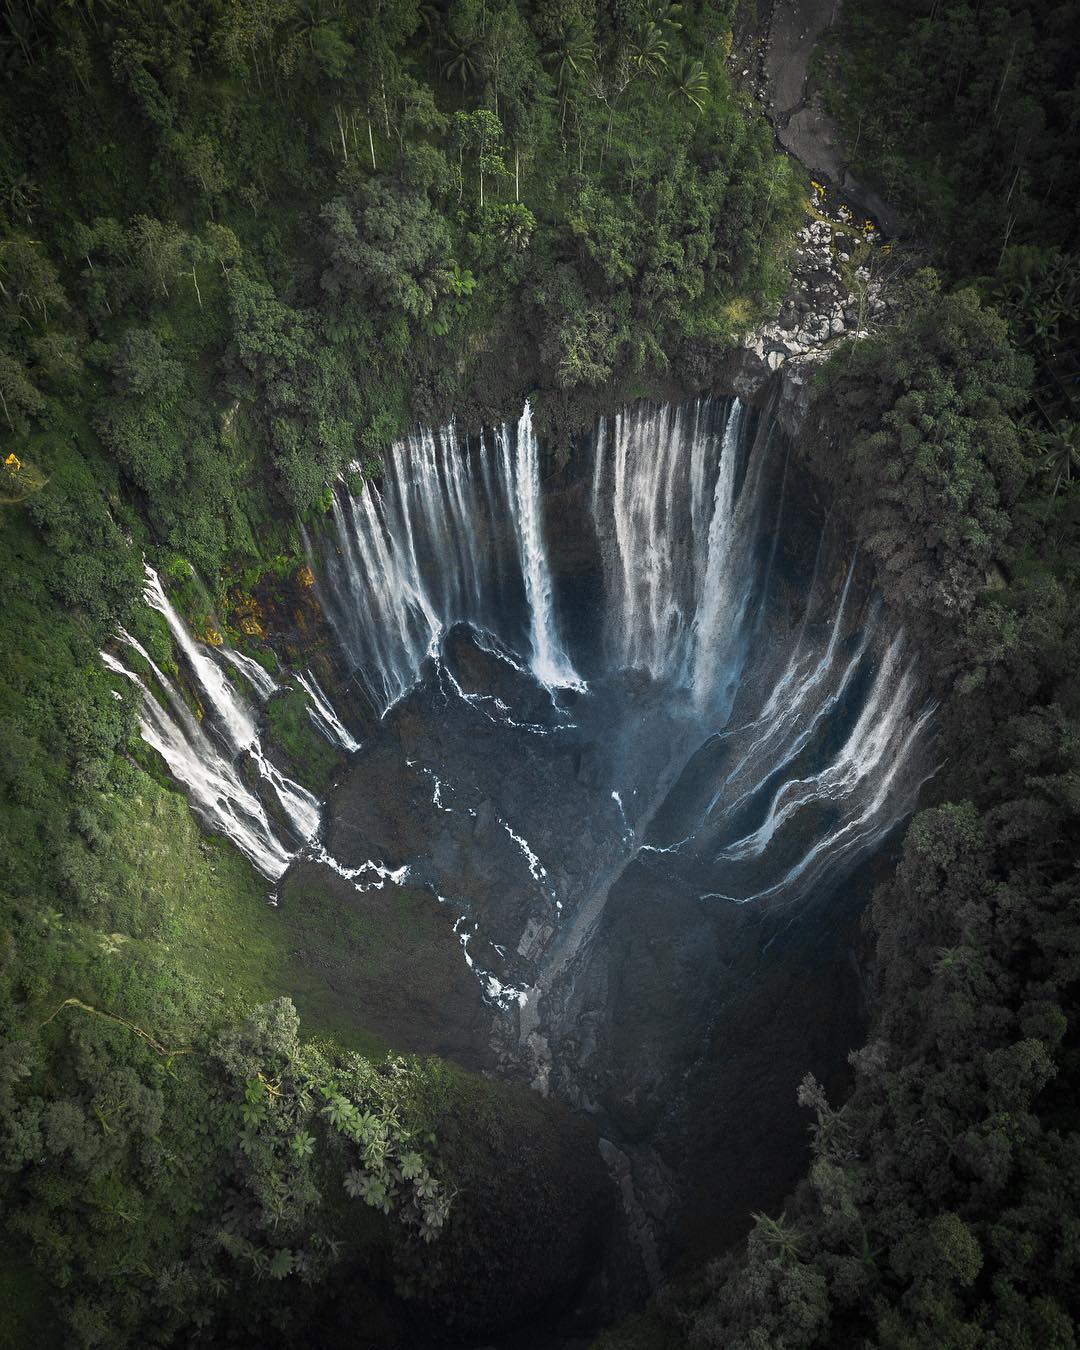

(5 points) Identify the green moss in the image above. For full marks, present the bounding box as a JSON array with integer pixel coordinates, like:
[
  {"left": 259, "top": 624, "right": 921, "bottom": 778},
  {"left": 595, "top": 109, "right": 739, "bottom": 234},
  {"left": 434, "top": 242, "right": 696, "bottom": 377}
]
[
  {"left": 265, "top": 687, "right": 343, "bottom": 794},
  {"left": 271, "top": 876, "right": 477, "bottom": 1057},
  {"left": 10, "top": 761, "right": 466, "bottom": 1061}
]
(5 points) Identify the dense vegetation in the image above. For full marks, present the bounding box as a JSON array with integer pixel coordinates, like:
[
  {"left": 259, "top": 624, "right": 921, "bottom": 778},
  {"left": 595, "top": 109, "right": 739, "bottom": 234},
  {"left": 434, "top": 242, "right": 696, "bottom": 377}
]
[
  {"left": 818, "top": 0, "right": 1080, "bottom": 275},
  {"left": 2, "top": 0, "right": 1078, "bottom": 1346},
  {"left": 818, "top": 0, "right": 1080, "bottom": 437},
  {"left": 0, "top": 1, "right": 798, "bottom": 1345},
  {"left": 661, "top": 282, "right": 1080, "bottom": 1348},
  {"left": 1, "top": 0, "right": 799, "bottom": 536},
  {"left": 611, "top": 1, "right": 1080, "bottom": 1345}
]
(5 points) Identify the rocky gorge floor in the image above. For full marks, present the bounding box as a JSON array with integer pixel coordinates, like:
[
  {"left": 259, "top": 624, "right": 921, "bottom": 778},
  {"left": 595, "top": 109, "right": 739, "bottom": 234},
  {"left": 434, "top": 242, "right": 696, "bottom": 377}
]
[
  {"left": 737, "top": 0, "right": 901, "bottom": 229},
  {"left": 720, "top": 0, "right": 908, "bottom": 425}
]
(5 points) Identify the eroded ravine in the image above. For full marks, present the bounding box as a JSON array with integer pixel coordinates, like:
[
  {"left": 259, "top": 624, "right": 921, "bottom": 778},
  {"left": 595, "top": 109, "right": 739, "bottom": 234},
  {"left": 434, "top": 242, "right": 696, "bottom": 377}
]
[{"left": 103, "top": 392, "right": 934, "bottom": 1291}]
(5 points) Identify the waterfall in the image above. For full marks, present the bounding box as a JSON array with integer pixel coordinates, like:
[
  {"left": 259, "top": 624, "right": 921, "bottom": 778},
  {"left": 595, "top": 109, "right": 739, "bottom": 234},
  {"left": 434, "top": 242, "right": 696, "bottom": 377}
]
[
  {"left": 501, "top": 402, "right": 582, "bottom": 689},
  {"left": 99, "top": 644, "right": 293, "bottom": 880},
  {"left": 102, "top": 566, "right": 326, "bottom": 880},
  {"left": 688, "top": 402, "right": 751, "bottom": 705},
  {"left": 590, "top": 398, "right": 764, "bottom": 700},
  {"left": 579, "top": 396, "right": 930, "bottom": 907},
  {"left": 142, "top": 564, "right": 257, "bottom": 749},
  {"left": 309, "top": 398, "right": 931, "bottom": 912},
  {"left": 140, "top": 564, "right": 321, "bottom": 843},
  {"left": 715, "top": 640, "right": 923, "bottom": 863},
  {"left": 296, "top": 671, "right": 360, "bottom": 752},
  {"left": 317, "top": 427, "right": 498, "bottom": 713},
  {"left": 314, "top": 412, "right": 579, "bottom": 715},
  {"left": 103, "top": 396, "right": 932, "bottom": 999},
  {"left": 220, "top": 646, "right": 279, "bottom": 702},
  {"left": 315, "top": 398, "right": 766, "bottom": 714}
]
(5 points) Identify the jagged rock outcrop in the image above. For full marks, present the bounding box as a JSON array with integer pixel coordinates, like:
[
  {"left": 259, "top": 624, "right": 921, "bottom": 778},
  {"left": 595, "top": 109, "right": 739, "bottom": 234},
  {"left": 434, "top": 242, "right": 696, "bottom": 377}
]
[{"left": 720, "top": 213, "right": 890, "bottom": 436}]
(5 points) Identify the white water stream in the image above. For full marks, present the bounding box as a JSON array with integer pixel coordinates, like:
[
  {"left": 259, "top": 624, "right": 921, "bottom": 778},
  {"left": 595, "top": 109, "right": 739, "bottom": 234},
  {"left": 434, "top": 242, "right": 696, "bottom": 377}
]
[{"left": 104, "top": 397, "right": 932, "bottom": 1005}]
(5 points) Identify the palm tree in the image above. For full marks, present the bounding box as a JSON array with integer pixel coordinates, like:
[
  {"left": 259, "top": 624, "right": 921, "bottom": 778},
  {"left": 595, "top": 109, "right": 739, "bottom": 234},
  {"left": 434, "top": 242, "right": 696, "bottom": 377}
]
[
  {"left": 645, "top": 0, "right": 684, "bottom": 35},
  {"left": 545, "top": 26, "right": 595, "bottom": 130},
  {"left": 496, "top": 204, "right": 534, "bottom": 251},
  {"left": 1042, "top": 419, "right": 1080, "bottom": 496},
  {"left": 547, "top": 25, "right": 595, "bottom": 97},
  {"left": 5, "top": 174, "right": 38, "bottom": 225},
  {"left": 669, "top": 56, "right": 708, "bottom": 113},
  {"left": 628, "top": 22, "right": 668, "bottom": 78},
  {"left": 283, "top": 0, "right": 338, "bottom": 56},
  {"left": 439, "top": 24, "right": 479, "bottom": 89},
  {"left": 751, "top": 1211, "right": 804, "bottom": 1264}
]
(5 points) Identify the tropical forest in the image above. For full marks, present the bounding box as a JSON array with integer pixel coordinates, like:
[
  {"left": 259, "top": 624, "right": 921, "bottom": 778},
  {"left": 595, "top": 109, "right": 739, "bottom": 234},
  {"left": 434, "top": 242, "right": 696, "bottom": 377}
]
[{"left": 0, "top": 0, "right": 1077, "bottom": 1346}]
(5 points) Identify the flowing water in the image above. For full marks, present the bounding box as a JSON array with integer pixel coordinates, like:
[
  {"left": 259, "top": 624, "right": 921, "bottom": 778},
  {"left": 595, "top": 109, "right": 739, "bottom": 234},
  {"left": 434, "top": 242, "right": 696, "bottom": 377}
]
[
  {"left": 313, "top": 405, "right": 583, "bottom": 714},
  {"left": 103, "top": 395, "right": 934, "bottom": 1278},
  {"left": 101, "top": 564, "right": 337, "bottom": 879}
]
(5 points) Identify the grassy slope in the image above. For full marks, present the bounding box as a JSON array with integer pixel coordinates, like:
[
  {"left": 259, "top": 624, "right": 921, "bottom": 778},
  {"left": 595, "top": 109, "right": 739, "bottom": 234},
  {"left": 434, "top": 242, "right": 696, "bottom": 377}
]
[{"left": 11, "top": 768, "right": 475, "bottom": 1060}]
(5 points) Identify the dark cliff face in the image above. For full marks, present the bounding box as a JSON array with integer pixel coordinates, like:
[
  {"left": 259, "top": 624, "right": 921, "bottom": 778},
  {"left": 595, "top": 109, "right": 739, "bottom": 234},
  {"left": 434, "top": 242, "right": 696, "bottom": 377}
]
[
  {"left": 289, "top": 396, "right": 929, "bottom": 1300},
  {"left": 88, "top": 389, "right": 927, "bottom": 1337}
]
